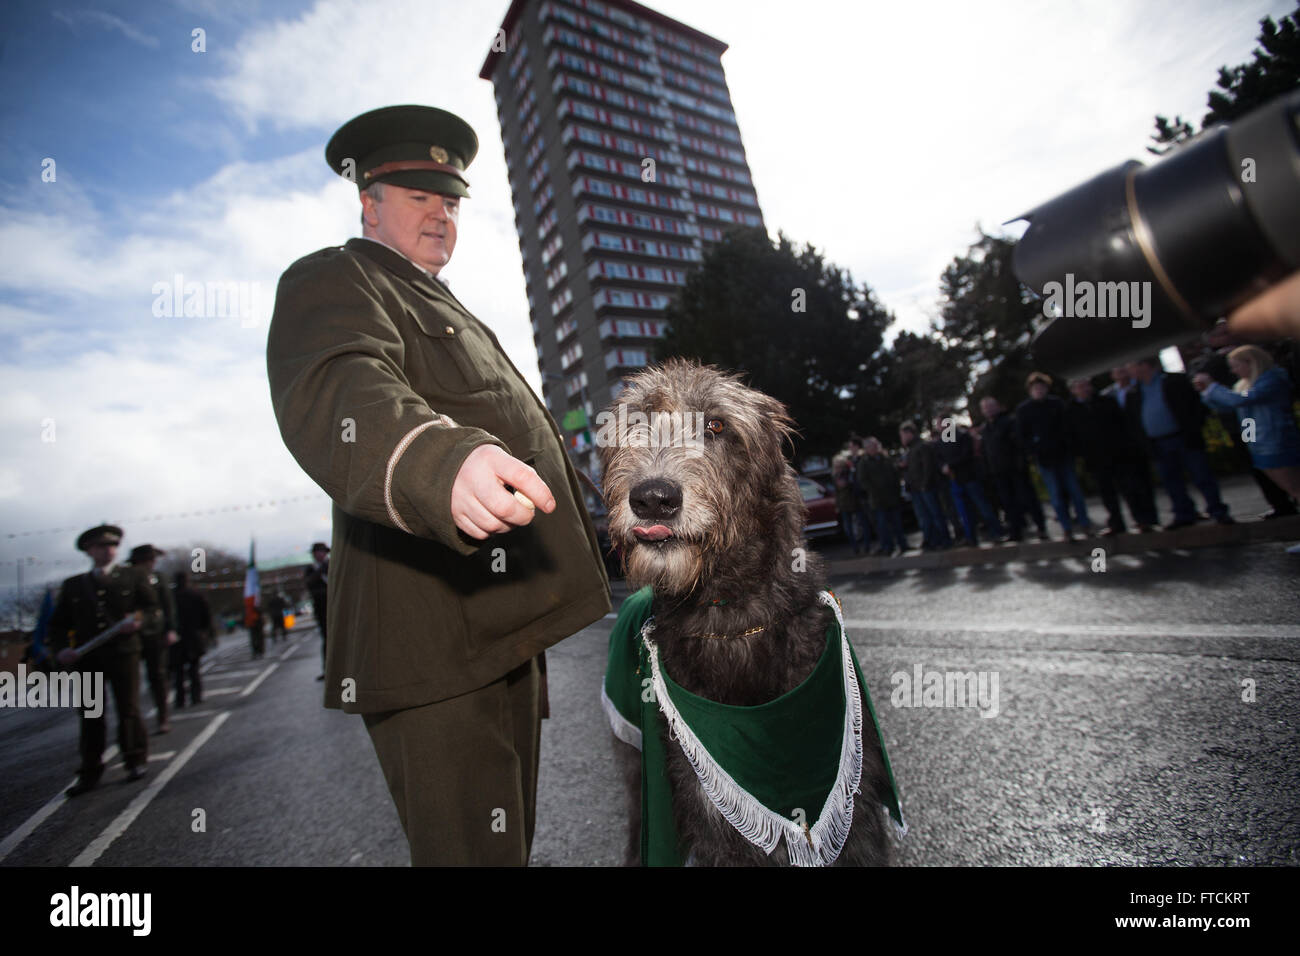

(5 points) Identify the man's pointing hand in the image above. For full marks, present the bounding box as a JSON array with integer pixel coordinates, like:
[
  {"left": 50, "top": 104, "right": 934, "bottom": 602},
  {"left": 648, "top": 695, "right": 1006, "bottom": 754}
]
[{"left": 451, "top": 444, "right": 557, "bottom": 540}]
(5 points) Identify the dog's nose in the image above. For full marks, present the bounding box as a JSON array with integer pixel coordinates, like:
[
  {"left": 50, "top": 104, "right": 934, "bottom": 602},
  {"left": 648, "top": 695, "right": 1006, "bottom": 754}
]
[{"left": 629, "top": 479, "right": 682, "bottom": 521}]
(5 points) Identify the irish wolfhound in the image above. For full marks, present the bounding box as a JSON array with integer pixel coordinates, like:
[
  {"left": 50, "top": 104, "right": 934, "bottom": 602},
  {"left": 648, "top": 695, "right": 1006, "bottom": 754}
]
[{"left": 599, "top": 360, "right": 902, "bottom": 866}]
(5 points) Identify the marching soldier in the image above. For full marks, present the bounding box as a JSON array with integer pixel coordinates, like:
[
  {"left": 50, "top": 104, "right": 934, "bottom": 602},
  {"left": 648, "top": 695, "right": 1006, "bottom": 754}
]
[
  {"left": 127, "top": 544, "right": 178, "bottom": 734},
  {"left": 304, "top": 542, "right": 328, "bottom": 679},
  {"left": 267, "top": 105, "right": 610, "bottom": 865},
  {"left": 48, "top": 525, "right": 160, "bottom": 796}
]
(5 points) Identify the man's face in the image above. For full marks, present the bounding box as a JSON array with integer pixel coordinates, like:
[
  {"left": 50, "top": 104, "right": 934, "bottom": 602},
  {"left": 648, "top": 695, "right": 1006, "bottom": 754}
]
[
  {"left": 1207, "top": 324, "right": 1235, "bottom": 350},
  {"left": 88, "top": 542, "right": 117, "bottom": 568},
  {"left": 362, "top": 183, "right": 460, "bottom": 275},
  {"left": 1028, "top": 382, "right": 1048, "bottom": 401},
  {"left": 1069, "top": 379, "right": 1093, "bottom": 401},
  {"left": 1110, "top": 366, "right": 1130, "bottom": 385},
  {"left": 979, "top": 397, "right": 999, "bottom": 420},
  {"left": 899, "top": 429, "right": 915, "bottom": 447},
  {"left": 313, "top": 547, "right": 328, "bottom": 563},
  {"left": 1131, "top": 362, "right": 1155, "bottom": 384}
]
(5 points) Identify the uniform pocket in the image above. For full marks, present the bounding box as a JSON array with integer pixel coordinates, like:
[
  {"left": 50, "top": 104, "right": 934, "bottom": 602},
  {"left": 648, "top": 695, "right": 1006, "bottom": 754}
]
[{"left": 407, "top": 310, "right": 499, "bottom": 394}]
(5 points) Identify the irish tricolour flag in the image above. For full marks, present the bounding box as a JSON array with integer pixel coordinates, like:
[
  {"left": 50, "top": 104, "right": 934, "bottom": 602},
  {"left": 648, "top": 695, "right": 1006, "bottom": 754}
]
[{"left": 243, "top": 539, "right": 259, "bottom": 627}]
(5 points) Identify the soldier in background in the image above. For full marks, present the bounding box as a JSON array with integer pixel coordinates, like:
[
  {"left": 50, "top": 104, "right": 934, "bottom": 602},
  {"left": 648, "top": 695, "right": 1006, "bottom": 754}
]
[
  {"left": 304, "top": 542, "right": 328, "bottom": 680},
  {"left": 263, "top": 590, "right": 287, "bottom": 642},
  {"left": 171, "top": 571, "right": 211, "bottom": 708},
  {"left": 127, "top": 544, "right": 178, "bottom": 734},
  {"left": 48, "top": 525, "right": 159, "bottom": 796}
]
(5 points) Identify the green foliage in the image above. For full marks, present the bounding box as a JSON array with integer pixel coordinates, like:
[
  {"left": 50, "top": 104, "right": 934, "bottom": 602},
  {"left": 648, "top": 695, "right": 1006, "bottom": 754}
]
[
  {"left": 1149, "top": 3, "right": 1300, "bottom": 154},
  {"left": 875, "top": 329, "right": 969, "bottom": 433},
  {"left": 933, "top": 229, "right": 1043, "bottom": 417},
  {"left": 657, "top": 227, "right": 908, "bottom": 460}
]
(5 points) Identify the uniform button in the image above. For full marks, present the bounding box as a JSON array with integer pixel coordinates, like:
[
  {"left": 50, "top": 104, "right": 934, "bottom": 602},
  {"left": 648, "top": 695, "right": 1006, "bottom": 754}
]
[{"left": 445, "top": 326, "right": 455, "bottom": 335}]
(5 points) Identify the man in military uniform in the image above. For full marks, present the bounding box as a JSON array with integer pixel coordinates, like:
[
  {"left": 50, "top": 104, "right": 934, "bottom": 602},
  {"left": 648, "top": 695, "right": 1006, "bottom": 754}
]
[
  {"left": 304, "top": 542, "right": 329, "bottom": 679},
  {"left": 127, "top": 544, "right": 178, "bottom": 734},
  {"left": 267, "top": 106, "right": 611, "bottom": 865},
  {"left": 48, "top": 525, "right": 160, "bottom": 796}
]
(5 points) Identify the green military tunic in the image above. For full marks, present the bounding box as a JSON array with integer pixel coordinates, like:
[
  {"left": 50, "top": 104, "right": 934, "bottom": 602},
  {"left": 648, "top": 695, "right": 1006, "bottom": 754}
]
[
  {"left": 48, "top": 563, "right": 160, "bottom": 776},
  {"left": 267, "top": 238, "right": 611, "bottom": 714}
]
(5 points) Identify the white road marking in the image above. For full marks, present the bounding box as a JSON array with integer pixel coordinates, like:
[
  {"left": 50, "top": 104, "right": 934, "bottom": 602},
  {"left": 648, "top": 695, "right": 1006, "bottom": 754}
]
[
  {"left": 240, "top": 663, "right": 278, "bottom": 697},
  {"left": 202, "top": 668, "right": 263, "bottom": 680},
  {"left": 71, "top": 712, "right": 230, "bottom": 867},
  {"left": 841, "top": 619, "right": 1300, "bottom": 638},
  {"left": 279, "top": 643, "right": 297, "bottom": 662},
  {"left": 170, "top": 709, "right": 219, "bottom": 722},
  {"left": 0, "top": 745, "right": 119, "bottom": 864},
  {"left": 7, "top": 632, "right": 291, "bottom": 864},
  {"left": 105, "top": 751, "right": 176, "bottom": 770},
  {"left": 200, "top": 686, "right": 241, "bottom": 697}
]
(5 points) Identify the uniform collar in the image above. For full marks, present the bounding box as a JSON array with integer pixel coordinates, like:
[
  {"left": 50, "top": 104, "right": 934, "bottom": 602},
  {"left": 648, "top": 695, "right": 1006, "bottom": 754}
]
[{"left": 350, "top": 237, "right": 446, "bottom": 287}]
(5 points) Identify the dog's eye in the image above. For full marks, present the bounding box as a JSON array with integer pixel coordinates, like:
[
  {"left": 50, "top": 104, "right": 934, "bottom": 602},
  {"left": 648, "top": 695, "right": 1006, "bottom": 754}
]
[{"left": 705, "top": 419, "right": 725, "bottom": 435}]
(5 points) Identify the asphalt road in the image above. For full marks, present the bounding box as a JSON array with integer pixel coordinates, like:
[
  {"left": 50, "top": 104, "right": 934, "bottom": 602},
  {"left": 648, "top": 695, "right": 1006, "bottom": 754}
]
[{"left": 2, "top": 541, "right": 1297, "bottom": 866}]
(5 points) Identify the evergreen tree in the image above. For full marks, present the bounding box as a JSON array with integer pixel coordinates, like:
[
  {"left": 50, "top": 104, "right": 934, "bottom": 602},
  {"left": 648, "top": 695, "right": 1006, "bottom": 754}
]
[
  {"left": 657, "top": 227, "right": 896, "bottom": 460},
  {"left": 1150, "top": 3, "right": 1300, "bottom": 154}
]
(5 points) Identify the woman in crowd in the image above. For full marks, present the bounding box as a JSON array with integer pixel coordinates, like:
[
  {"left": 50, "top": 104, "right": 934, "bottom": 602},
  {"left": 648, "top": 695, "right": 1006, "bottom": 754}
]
[{"left": 1194, "top": 344, "right": 1300, "bottom": 504}]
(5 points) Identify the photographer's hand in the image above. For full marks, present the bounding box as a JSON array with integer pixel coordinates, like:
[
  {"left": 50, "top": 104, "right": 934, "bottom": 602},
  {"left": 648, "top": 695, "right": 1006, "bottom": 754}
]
[{"left": 1227, "top": 270, "right": 1300, "bottom": 340}]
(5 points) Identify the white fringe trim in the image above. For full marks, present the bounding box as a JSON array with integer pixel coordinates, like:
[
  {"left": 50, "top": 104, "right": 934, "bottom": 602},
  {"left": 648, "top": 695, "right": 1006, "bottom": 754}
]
[
  {"left": 641, "top": 591, "right": 863, "bottom": 867},
  {"left": 600, "top": 678, "right": 643, "bottom": 751}
]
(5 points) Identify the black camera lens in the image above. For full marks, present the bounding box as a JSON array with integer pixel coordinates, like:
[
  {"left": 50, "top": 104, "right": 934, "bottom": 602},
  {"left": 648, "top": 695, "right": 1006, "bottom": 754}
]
[{"left": 1014, "top": 90, "right": 1300, "bottom": 378}]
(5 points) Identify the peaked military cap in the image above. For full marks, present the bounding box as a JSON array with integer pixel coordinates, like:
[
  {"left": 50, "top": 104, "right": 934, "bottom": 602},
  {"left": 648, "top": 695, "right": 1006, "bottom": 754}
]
[
  {"left": 76, "top": 524, "right": 123, "bottom": 552},
  {"left": 129, "top": 544, "right": 165, "bottom": 563},
  {"left": 325, "top": 105, "right": 478, "bottom": 198}
]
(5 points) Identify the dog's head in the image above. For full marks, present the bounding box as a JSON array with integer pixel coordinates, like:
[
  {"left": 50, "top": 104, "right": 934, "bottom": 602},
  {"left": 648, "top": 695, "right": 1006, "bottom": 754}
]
[{"left": 597, "top": 359, "right": 802, "bottom": 596}]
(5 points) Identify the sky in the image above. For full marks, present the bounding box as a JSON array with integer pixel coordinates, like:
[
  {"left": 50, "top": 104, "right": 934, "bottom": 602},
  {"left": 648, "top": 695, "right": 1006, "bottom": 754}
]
[{"left": 0, "top": 0, "right": 1290, "bottom": 594}]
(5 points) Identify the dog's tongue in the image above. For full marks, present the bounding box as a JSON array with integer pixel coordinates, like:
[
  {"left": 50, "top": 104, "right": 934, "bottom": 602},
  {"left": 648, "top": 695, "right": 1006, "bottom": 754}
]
[{"left": 633, "top": 525, "right": 674, "bottom": 542}]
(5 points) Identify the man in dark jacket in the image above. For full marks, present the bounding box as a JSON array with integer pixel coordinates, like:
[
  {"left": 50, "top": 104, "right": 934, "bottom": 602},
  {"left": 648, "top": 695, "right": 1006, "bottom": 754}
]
[
  {"left": 1124, "top": 357, "right": 1233, "bottom": 529},
  {"left": 858, "top": 437, "right": 907, "bottom": 555},
  {"left": 978, "top": 396, "right": 1047, "bottom": 542},
  {"left": 267, "top": 105, "right": 609, "bottom": 865},
  {"left": 899, "top": 422, "right": 951, "bottom": 550},
  {"left": 48, "top": 525, "right": 159, "bottom": 796},
  {"left": 933, "top": 412, "right": 1006, "bottom": 546},
  {"left": 304, "top": 542, "right": 328, "bottom": 677},
  {"left": 171, "top": 571, "right": 211, "bottom": 708},
  {"left": 1016, "top": 372, "right": 1093, "bottom": 540},
  {"left": 1066, "top": 378, "right": 1158, "bottom": 534},
  {"left": 127, "top": 544, "right": 177, "bottom": 734}
]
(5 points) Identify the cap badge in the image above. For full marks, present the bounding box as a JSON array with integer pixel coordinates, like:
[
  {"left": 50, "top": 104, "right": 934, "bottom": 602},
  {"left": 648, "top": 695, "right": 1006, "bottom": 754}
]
[{"left": 429, "top": 145, "right": 449, "bottom": 163}]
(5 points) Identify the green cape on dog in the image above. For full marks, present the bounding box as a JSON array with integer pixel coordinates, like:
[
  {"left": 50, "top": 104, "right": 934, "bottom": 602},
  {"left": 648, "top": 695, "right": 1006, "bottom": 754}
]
[{"left": 602, "top": 588, "right": 905, "bottom": 866}]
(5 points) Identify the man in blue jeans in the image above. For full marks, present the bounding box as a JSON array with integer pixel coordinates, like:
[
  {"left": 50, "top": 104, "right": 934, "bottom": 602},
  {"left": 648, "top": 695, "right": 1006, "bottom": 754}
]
[
  {"left": 933, "top": 412, "right": 1007, "bottom": 545},
  {"left": 1124, "top": 357, "right": 1234, "bottom": 529},
  {"left": 1016, "top": 372, "right": 1093, "bottom": 540},
  {"left": 900, "top": 422, "right": 952, "bottom": 550}
]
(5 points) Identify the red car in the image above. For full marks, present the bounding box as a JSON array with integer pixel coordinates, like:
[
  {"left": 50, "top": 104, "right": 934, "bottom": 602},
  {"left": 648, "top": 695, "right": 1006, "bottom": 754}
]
[{"left": 798, "top": 475, "right": 840, "bottom": 539}]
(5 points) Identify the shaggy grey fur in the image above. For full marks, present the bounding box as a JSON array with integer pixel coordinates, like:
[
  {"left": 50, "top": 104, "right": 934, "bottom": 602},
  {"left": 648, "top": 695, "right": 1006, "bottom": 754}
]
[{"left": 600, "top": 360, "right": 893, "bottom": 866}]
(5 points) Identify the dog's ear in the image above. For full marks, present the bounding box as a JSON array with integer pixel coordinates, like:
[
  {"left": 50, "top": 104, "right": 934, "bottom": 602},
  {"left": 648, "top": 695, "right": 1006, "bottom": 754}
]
[{"left": 760, "top": 394, "right": 800, "bottom": 461}]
